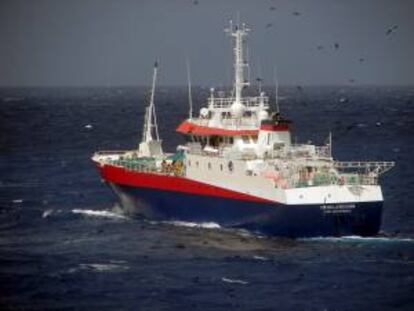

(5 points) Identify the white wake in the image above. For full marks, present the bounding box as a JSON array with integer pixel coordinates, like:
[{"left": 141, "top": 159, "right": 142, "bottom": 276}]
[
  {"left": 72, "top": 209, "right": 127, "bottom": 220},
  {"left": 162, "top": 220, "right": 221, "bottom": 229}
]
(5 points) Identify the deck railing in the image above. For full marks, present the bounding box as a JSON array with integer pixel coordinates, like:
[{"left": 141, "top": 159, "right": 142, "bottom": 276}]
[{"left": 209, "top": 96, "right": 270, "bottom": 110}]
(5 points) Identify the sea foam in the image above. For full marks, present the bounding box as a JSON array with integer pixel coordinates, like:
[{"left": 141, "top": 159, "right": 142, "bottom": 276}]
[{"left": 72, "top": 209, "right": 127, "bottom": 220}]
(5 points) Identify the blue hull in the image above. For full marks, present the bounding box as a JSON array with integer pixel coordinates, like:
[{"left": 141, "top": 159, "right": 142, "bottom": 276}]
[{"left": 109, "top": 183, "right": 383, "bottom": 237}]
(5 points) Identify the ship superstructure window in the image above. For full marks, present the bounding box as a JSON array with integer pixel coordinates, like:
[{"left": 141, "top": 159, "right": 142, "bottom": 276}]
[
  {"left": 220, "top": 164, "right": 223, "bottom": 171},
  {"left": 188, "top": 160, "right": 191, "bottom": 166},
  {"left": 196, "top": 161, "right": 199, "bottom": 167},
  {"left": 208, "top": 162, "right": 212, "bottom": 170},
  {"left": 228, "top": 161, "right": 234, "bottom": 172}
]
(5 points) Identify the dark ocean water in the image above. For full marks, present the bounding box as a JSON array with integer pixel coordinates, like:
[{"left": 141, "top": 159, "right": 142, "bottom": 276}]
[{"left": 0, "top": 86, "right": 413, "bottom": 310}]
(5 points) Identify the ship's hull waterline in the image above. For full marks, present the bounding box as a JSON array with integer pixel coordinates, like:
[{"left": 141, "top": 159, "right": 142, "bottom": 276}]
[{"left": 99, "top": 165, "right": 383, "bottom": 237}]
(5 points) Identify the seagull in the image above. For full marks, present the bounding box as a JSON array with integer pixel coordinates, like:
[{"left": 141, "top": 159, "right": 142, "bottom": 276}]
[
  {"left": 266, "top": 23, "right": 273, "bottom": 28},
  {"left": 269, "top": 6, "right": 276, "bottom": 11},
  {"left": 292, "top": 11, "right": 301, "bottom": 16},
  {"left": 385, "top": 25, "right": 398, "bottom": 36},
  {"left": 317, "top": 45, "right": 324, "bottom": 50},
  {"left": 359, "top": 58, "right": 365, "bottom": 63},
  {"left": 334, "top": 42, "right": 340, "bottom": 50}
]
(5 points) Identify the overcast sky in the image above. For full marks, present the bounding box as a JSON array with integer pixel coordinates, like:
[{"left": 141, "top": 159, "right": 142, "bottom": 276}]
[{"left": 0, "top": 0, "right": 413, "bottom": 87}]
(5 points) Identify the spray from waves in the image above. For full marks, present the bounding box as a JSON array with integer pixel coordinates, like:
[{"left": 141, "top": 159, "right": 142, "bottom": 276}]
[
  {"left": 68, "top": 263, "right": 130, "bottom": 273},
  {"left": 42, "top": 209, "right": 55, "bottom": 218},
  {"left": 72, "top": 209, "right": 127, "bottom": 220},
  {"left": 221, "top": 277, "right": 249, "bottom": 285},
  {"left": 300, "top": 235, "right": 414, "bottom": 244},
  {"left": 160, "top": 220, "right": 221, "bottom": 229}
]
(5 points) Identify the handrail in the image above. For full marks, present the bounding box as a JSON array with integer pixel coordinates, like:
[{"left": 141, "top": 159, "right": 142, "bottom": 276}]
[
  {"left": 334, "top": 161, "right": 395, "bottom": 175},
  {"left": 334, "top": 161, "right": 395, "bottom": 168},
  {"left": 94, "top": 150, "right": 132, "bottom": 155},
  {"left": 209, "top": 96, "right": 270, "bottom": 109}
]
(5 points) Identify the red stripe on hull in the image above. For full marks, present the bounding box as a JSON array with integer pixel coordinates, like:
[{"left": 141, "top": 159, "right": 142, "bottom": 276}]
[{"left": 95, "top": 162, "right": 272, "bottom": 203}]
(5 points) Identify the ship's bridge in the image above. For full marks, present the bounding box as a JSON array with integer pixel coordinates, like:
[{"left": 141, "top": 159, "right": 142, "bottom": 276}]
[
  {"left": 176, "top": 91, "right": 284, "bottom": 136},
  {"left": 207, "top": 93, "right": 270, "bottom": 113}
]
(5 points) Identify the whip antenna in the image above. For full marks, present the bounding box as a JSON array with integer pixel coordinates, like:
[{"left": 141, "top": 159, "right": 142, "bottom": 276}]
[
  {"left": 186, "top": 58, "right": 193, "bottom": 119},
  {"left": 274, "top": 66, "right": 280, "bottom": 113}
]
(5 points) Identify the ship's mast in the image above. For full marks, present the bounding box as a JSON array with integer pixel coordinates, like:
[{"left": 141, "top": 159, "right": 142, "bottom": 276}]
[
  {"left": 143, "top": 61, "right": 159, "bottom": 143},
  {"left": 225, "top": 20, "right": 250, "bottom": 104}
]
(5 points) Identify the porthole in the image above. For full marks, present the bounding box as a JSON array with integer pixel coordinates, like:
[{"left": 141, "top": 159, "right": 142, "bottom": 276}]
[{"left": 228, "top": 161, "right": 234, "bottom": 172}]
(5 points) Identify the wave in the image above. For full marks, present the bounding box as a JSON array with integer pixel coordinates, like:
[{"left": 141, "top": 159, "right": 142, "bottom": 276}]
[
  {"left": 42, "top": 209, "right": 55, "bottom": 218},
  {"left": 221, "top": 277, "right": 249, "bottom": 285},
  {"left": 71, "top": 209, "right": 127, "bottom": 220},
  {"left": 161, "top": 220, "right": 221, "bottom": 229},
  {"left": 0, "top": 182, "right": 42, "bottom": 188},
  {"left": 300, "top": 235, "right": 414, "bottom": 243},
  {"left": 68, "top": 263, "right": 130, "bottom": 273}
]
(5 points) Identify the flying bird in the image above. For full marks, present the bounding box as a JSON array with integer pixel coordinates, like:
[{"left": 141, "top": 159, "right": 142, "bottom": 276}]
[
  {"left": 292, "top": 11, "right": 301, "bottom": 16},
  {"left": 269, "top": 6, "right": 276, "bottom": 11},
  {"left": 385, "top": 25, "right": 398, "bottom": 36},
  {"left": 317, "top": 45, "right": 324, "bottom": 50},
  {"left": 359, "top": 58, "right": 365, "bottom": 63},
  {"left": 334, "top": 42, "right": 340, "bottom": 50},
  {"left": 266, "top": 23, "right": 273, "bottom": 29}
]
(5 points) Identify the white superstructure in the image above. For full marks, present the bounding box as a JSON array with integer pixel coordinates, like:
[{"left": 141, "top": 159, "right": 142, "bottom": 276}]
[{"left": 174, "top": 20, "right": 394, "bottom": 206}]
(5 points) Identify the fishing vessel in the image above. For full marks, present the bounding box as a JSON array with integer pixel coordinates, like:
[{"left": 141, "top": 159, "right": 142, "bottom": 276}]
[{"left": 92, "top": 21, "right": 394, "bottom": 237}]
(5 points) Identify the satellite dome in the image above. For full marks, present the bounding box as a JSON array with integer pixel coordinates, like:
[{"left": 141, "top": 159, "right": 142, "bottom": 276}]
[
  {"left": 200, "top": 108, "right": 209, "bottom": 118},
  {"left": 230, "top": 101, "right": 245, "bottom": 118},
  {"left": 258, "top": 110, "right": 269, "bottom": 121}
]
